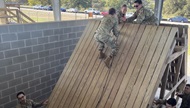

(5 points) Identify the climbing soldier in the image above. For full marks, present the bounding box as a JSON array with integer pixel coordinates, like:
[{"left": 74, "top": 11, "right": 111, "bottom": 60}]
[
  {"left": 117, "top": 4, "right": 127, "bottom": 24},
  {"left": 94, "top": 8, "right": 119, "bottom": 68}
]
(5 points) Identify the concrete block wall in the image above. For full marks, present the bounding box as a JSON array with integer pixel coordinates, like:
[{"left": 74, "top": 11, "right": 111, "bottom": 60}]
[{"left": 0, "top": 19, "right": 88, "bottom": 108}]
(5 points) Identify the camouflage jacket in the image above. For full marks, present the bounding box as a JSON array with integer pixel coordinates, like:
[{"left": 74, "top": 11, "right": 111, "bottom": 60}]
[
  {"left": 117, "top": 11, "right": 125, "bottom": 24},
  {"left": 127, "top": 6, "right": 157, "bottom": 25},
  {"left": 16, "top": 99, "right": 43, "bottom": 108},
  {"left": 96, "top": 15, "right": 119, "bottom": 37},
  {"left": 178, "top": 93, "right": 190, "bottom": 108}
]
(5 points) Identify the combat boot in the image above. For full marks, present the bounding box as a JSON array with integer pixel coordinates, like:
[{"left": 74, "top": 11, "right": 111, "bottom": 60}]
[
  {"left": 104, "top": 56, "right": 112, "bottom": 68},
  {"left": 99, "top": 51, "right": 106, "bottom": 59}
]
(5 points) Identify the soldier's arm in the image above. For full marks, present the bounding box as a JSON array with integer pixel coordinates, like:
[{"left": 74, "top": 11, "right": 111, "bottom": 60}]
[
  {"left": 154, "top": 99, "right": 166, "bottom": 105},
  {"left": 31, "top": 100, "right": 43, "bottom": 108},
  {"left": 135, "top": 11, "right": 145, "bottom": 24},
  {"left": 113, "top": 21, "right": 119, "bottom": 37}
]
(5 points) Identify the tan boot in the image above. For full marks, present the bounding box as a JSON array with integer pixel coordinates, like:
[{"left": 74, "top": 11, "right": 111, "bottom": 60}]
[
  {"left": 99, "top": 51, "right": 106, "bottom": 59},
  {"left": 104, "top": 56, "right": 112, "bottom": 68}
]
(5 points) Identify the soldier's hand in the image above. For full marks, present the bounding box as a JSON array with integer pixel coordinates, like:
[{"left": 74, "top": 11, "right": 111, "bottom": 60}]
[{"left": 121, "top": 17, "right": 126, "bottom": 21}]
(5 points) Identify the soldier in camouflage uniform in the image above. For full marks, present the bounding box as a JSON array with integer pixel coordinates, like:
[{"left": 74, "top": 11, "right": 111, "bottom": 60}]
[
  {"left": 176, "top": 84, "right": 190, "bottom": 108},
  {"left": 117, "top": 4, "right": 127, "bottom": 24},
  {"left": 154, "top": 97, "right": 177, "bottom": 108},
  {"left": 94, "top": 8, "right": 119, "bottom": 68},
  {"left": 16, "top": 91, "right": 48, "bottom": 108},
  {"left": 127, "top": 0, "right": 157, "bottom": 25}
]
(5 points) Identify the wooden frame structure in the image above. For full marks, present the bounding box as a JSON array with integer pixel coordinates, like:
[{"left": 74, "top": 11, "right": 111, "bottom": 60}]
[{"left": 156, "top": 24, "right": 188, "bottom": 107}]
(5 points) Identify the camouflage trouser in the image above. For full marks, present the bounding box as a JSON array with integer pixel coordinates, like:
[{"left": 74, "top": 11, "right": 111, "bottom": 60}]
[{"left": 94, "top": 33, "right": 118, "bottom": 56}]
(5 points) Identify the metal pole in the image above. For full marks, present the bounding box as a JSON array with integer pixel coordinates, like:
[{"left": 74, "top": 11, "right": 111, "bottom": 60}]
[
  {"left": 51, "top": 0, "right": 61, "bottom": 21},
  {"left": 154, "top": 0, "right": 164, "bottom": 25}
]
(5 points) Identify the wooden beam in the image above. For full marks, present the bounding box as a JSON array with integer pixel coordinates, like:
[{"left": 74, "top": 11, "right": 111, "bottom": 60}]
[
  {"left": 167, "top": 48, "right": 187, "bottom": 64},
  {"left": 164, "top": 76, "right": 186, "bottom": 99},
  {"left": 19, "top": 10, "right": 35, "bottom": 23},
  {"left": 160, "top": 65, "right": 169, "bottom": 99}
]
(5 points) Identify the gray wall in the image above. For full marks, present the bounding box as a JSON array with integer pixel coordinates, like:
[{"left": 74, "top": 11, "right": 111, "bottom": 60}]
[{"left": 0, "top": 19, "right": 88, "bottom": 108}]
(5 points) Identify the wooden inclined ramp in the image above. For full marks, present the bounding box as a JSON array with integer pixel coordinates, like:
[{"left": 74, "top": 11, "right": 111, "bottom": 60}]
[{"left": 47, "top": 20, "right": 179, "bottom": 108}]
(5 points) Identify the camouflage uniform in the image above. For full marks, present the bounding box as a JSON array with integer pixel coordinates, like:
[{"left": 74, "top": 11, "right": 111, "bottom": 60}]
[
  {"left": 117, "top": 11, "right": 125, "bottom": 24},
  {"left": 95, "top": 15, "right": 119, "bottom": 56},
  {"left": 178, "top": 93, "right": 190, "bottom": 108},
  {"left": 16, "top": 99, "right": 43, "bottom": 108},
  {"left": 127, "top": 6, "right": 157, "bottom": 25}
]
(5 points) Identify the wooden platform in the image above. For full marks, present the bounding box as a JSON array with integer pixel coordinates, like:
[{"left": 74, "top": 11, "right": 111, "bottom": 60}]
[{"left": 47, "top": 20, "right": 179, "bottom": 108}]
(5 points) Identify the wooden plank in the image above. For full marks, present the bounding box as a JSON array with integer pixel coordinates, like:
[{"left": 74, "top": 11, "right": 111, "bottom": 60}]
[
  {"left": 94, "top": 24, "right": 139, "bottom": 108},
  {"left": 140, "top": 27, "right": 178, "bottom": 108},
  {"left": 167, "top": 49, "right": 186, "bottom": 63},
  {"left": 160, "top": 65, "right": 169, "bottom": 99},
  {"left": 125, "top": 26, "right": 162, "bottom": 108},
  {"left": 131, "top": 26, "right": 166, "bottom": 108},
  {"left": 111, "top": 25, "right": 152, "bottom": 108},
  {"left": 55, "top": 21, "right": 100, "bottom": 108},
  {"left": 86, "top": 23, "right": 131, "bottom": 108},
  {"left": 19, "top": 10, "right": 35, "bottom": 22},
  {"left": 123, "top": 26, "right": 158, "bottom": 108},
  {"left": 108, "top": 25, "right": 146, "bottom": 108},
  {"left": 47, "top": 20, "right": 95, "bottom": 108},
  {"left": 73, "top": 24, "right": 124, "bottom": 108},
  {"left": 164, "top": 76, "right": 186, "bottom": 99},
  {"left": 61, "top": 21, "right": 100, "bottom": 108}
]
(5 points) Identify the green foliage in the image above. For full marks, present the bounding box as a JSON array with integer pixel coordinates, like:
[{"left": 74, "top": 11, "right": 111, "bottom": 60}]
[{"left": 28, "top": 0, "right": 50, "bottom": 6}]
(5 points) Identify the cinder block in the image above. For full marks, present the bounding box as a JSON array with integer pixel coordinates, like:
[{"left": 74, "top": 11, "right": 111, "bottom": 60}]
[
  {"left": 32, "top": 45, "right": 44, "bottom": 52},
  {"left": 0, "top": 82, "right": 8, "bottom": 91},
  {"left": 49, "top": 36, "right": 59, "bottom": 42},
  {"left": 63, "top": 40, "right": 72, "bottom": 46},
  {"left": 68, "top": 33, "right": 76, "bottom": 39},
  {"left": 24, "top": 87, "right": 35, "bottom": 94},
  {"left": 26, "top": 53, "right": 38, "bottom": 61},
  {"left": 72, "top": 38, "right": 80, "bottom": 44},
  {"left": 54, "top": 41, "right": 64, "bottom": 48},
  {"left": 6, "top": 64, "right": 21, "bottom": 73},
  {"left": 35, "top": 71, "right": 45, "bottom": 78},
  {"left": 45, "top": 56, "right": 55, "bottom": 63},
  {"left": 72, "top": 27, "right": 80, "bottom": 32},
  {"left": 0, "top": 52, "right": 4, "bottom": 59},
  {"left": 59, "top": 34, "right": 68, "bottom": 40},
  {"left": 31, "top": 31, "right": 43, "bottom": 38},
  {"left": 9, "top": 78, "right": 22, "bottom": 87},
  {"left": 40, "top": 63, "right": 51, "bottom": 71},
  {"left": 8, "top": 25, "right": 24, "bottom": 33},
  {"left": 17, "top": 32, "right": 31, "bottom": 40},
  {"left": 51, "top": 72, "right": 60, "bottom": 79},
  {"left": 36, "top": 83, "right": 46, "bottom": 91},
  {"left": 64, "top": 28, "right": 72, "bottom": 33},
  {"left": 3, "top": 100, "right": 17, "bottom": 108},
  {"left": 28, "top": 66, "right": 40, "bottom": 74},
  {"left": 49, "top": 48, "right": 59, "bottom": 55},
  {"left": 60, "top": 58, "right": 69, "bottom": 65},
  {"left": 19, "top": 47, "right": 32, "bottom": 55},
  {"left": 60, "top": 47, "right": 69, "bottom": 53},
  {"left": 41, "top": 75, "right": 50, "bottom": 83},
  {"left": 23, "top": 24, "right": 37, "bottom": 31},
  {"left": 25, "top": 39, "right": 38, "bottom": 46},
  {"left": 2, "top": 87, "right": 16, "bottom": 97},
  {"left": 44, "top": 43, "right": 55, "bottom": 50},
  {"left": 14, "top": 69, "right": 28, "bottom": 78},
  {"left": 29, "top": 79, "right": 40, "bottom": 87},
  {"left": 36, "top": 23, "right": 48, "bottom": 30},
  {"left": 58, "top": 21, "right": 68, "bottom": 28},
  {"left": 69, "top": 45, "right": 76, "bottom": 51},
  {"left": 22, "top": 74, "right": 34, "bottom": 82},
  {"left": 0, "top": 26, "right": 8, "bottom": 33},
  {"left": 54, "top": 29, "right": 63, "bottom": 35},
  {"left": 55, "top": 53, "right": 64, "bottom": 60},
  {"left": 33, "top": 58, "right": 45, "bottom": 66},
  {"left": 41, "top": 87, "right": 51, "bottom": 94},
  {"left": 2, "top": 33, "right": 17, "bottom": 42},
  {"left": 13, "top": 55, "right": 26, "bottom": 64},
  {"left": 47, "top": 22, "right": 59, "bottom": 29},
  {"left": 38, "top": 37, "right": 49, "bottom": 44},
  {"left": 46, "top": 79, "right": 55, "bottom": 86},
  {"left": 0, "top": 42, "right": 11, "bottom": 51},
  {"left": 0, "top": 67, "right": 6, "bottom": 76},
  {"left": 5, "top": 49, "right": 19, "bottom": 58},
  {"left": 0, "top": 96, "right": 10, "bottom": 105},
  {"left": 77, "top": 32, "right": 83, "bottom": 37},
  {"left": 55, "top": 65, "right": 64, "bottom": 72},
  {"left": 51, "top": 60, "right": 60, "bottom": 67},
  {"left": 11, "top": 40, "right": 25, "bottom": 49},
  {"left": 39, "top": 51, "right": 49, "bottom": 58},
  {"left": 43, "top": 29, "right": 53, "bottom": 36},
  {"left": 64, "top": 51, "right": 73, "bottom": 57},
  {"left": 21, "top": 61, "right": 33, "bottom": 69},
  {"left": 45, "top": 68, "right": 55, "bottom": 75},
  {"left": 0, "top": 58, "right": 13, "bottom": 67},
  {"left": 16, "top": 82, "right": 28, "bottom": 93},
  {"left": 67, "top": 21, "right": 76, "bottom": 27},
  {"left": 30, "top": 91, "right": 41, "bottom": 99}
]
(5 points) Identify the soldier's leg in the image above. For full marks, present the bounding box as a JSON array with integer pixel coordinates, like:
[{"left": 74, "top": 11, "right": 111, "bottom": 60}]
[
  {"left": 104, "top": 37, "right": 118, "bottom": 68},
  {"left": 94, "top": 34, "right": 106, "bottom": 59}
]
